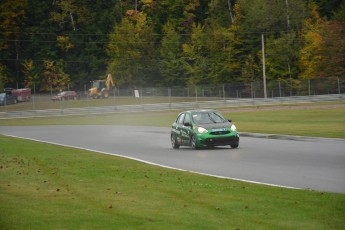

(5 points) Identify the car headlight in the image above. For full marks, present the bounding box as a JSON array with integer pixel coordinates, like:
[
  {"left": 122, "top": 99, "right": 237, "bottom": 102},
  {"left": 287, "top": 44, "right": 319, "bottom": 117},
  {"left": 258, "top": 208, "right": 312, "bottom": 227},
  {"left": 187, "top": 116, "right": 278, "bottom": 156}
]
[
  {"left": 197, "top": 127, "right": 208, "bottom": 134},
  {"left": 231, "top": 124, "right": 237, "bottom": 131}
]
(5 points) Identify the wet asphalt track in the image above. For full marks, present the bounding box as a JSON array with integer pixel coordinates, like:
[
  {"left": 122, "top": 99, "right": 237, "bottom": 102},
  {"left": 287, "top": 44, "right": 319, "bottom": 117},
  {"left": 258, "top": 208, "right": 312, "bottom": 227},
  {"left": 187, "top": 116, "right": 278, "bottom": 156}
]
[{"left": 1, "top": 125, "right": 345, "bottom": 194}]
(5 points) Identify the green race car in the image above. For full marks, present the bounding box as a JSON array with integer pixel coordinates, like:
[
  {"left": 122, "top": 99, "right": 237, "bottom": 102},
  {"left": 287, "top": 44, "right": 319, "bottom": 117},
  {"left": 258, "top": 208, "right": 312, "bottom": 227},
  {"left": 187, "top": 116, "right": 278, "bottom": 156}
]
[{"left": 171, "top": 109, "right": 239, "bottom": 149}]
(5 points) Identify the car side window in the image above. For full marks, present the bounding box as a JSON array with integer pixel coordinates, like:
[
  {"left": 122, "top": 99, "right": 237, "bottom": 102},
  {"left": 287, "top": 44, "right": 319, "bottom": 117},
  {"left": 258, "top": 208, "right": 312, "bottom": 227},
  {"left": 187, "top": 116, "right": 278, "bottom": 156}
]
[
  {"left": 177, "top": 113, "right": 185, "bottom": 124},
  {"left": 184, "top": 113, "right": 191, "bottom": 124}
]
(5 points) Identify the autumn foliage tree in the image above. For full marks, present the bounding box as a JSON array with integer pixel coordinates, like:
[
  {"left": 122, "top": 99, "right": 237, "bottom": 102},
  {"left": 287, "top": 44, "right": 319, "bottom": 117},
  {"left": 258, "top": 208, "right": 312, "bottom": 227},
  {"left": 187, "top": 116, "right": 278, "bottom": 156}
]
[
  {"left": 318, "top": 3, "right": 345, "bottom": 80},
  {"left": 0, "top": 0, "right": 343, "bottom": 91},
  {"left": 299, "top": 3, "right": 323, "bottom": 80},
  {"left": 41, "top": 60, "right": 71, "bottom": 92},
  {"left": 107, "top": 11, "right": 156, "bottom": 87}
]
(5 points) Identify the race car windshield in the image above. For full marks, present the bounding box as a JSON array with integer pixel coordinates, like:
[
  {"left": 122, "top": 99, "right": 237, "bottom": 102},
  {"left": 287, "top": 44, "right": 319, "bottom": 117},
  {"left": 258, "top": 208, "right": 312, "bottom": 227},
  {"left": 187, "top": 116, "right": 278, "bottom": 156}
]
[{"left": 192, "top": 112, "right": 227, "bottom": 124}]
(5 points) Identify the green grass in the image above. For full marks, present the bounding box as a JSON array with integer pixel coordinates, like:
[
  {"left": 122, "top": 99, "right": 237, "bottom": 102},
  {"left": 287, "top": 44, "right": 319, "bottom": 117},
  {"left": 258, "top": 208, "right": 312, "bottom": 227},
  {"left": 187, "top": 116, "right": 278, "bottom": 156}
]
[
  {"left": 229, "top": 107, "right": 345, "bottom": 138},
  {"left": 0, "top": 96, "right": 204, "bottom": 112},
  {"left": 1, "top": 135, "right": 344, "bottom": 229},
  {"left": 1, "top": 102, "right": 345, "bottom": 138}
]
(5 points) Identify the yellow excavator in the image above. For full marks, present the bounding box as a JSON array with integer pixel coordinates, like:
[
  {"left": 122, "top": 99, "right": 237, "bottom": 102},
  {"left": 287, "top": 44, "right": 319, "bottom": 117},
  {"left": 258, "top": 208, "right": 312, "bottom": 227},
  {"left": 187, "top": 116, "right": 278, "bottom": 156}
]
[{"left": 88, "top": 73, "right": 115, "bottom": 99}]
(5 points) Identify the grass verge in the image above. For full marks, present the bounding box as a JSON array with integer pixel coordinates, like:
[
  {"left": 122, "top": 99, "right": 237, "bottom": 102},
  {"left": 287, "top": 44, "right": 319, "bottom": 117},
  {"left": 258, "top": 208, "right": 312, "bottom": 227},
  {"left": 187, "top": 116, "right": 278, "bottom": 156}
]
[
  {"left": 229, "top": 107, "right": 345, "bottom": 138},
  {"left": 1, "top": 102, "right": 345, "bottom": 138},
  {"left": 1, "top": 135, "right": 344, "bottom": 229}
]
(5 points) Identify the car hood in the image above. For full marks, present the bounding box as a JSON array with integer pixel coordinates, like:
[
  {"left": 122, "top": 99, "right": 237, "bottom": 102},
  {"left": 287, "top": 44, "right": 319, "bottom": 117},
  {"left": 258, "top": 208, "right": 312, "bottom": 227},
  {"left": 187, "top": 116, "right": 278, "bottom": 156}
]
[{"left": 196, "top": 122, "right": 232, "bottom": 129}]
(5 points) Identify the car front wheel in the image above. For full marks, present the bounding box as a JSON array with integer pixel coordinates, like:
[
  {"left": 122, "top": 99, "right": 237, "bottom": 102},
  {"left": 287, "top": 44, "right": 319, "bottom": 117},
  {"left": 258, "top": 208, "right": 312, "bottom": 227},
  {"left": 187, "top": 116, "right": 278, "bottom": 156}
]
[
  {"left": 171, "top": 134, "right": 180, "bottom": 149},
  {"left": 230, "top": 142, "right": 239, "bottom": 149},
  {"left": 191, "top": 135, "right": 198, "bottom": 150}
]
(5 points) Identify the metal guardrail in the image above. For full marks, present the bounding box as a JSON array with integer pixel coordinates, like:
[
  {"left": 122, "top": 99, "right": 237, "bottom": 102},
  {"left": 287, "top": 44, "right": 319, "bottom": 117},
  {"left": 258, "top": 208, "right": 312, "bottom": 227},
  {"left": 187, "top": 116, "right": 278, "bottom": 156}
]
[{"left": 0, "top": 94, "right": 344, "bottom": 119}]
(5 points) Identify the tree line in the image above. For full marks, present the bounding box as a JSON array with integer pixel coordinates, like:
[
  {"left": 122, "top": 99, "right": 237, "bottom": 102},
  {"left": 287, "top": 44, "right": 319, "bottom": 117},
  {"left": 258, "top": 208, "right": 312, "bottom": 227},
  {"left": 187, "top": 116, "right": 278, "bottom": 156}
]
[{"left": 0, "top": 0, "right": 344, "bottom": 92}]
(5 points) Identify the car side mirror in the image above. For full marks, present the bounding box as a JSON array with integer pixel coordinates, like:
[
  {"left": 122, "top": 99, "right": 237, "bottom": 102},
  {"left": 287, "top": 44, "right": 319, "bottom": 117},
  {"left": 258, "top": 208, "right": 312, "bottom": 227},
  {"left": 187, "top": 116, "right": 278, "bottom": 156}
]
[
  {"left": 228, "top": 119, "right": 232, "bottom": 123},
  {"left": 184, "top": 122, "right": 191, "bottom": 127}
]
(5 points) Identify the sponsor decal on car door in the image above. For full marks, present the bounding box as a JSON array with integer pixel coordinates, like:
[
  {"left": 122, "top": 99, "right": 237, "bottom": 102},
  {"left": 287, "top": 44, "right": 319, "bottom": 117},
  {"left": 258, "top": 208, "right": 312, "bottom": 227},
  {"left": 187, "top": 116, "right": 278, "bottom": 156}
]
[
  {"left": 180, "top": 113, "right": 192, "bottom": 144},
  {"left": 173, "top": 113, "right": 185, "bottom": 143}
]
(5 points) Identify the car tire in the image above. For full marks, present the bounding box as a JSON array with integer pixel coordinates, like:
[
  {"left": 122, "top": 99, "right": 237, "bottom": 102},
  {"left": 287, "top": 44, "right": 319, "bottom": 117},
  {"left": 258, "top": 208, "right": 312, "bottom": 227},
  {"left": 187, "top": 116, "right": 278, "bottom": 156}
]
[
  {"left": 102, "top": 89, "right": 109, "bottom": 98},
  {"left": 171, "top": 134, "right": 180, "bottom": 149},
  {"left": 191, "top": 135, "right": 198, "bottom": 150},
  {"left": 230, "top": 142, "right": 239, "bottom": 149}
]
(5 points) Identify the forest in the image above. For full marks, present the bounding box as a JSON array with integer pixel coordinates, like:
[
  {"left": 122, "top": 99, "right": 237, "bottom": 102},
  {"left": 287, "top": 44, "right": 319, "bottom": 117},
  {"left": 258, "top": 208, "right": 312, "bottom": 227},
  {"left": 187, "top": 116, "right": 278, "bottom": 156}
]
[{"left": 0, "top": 0, "right": 344, "bottom": 92}]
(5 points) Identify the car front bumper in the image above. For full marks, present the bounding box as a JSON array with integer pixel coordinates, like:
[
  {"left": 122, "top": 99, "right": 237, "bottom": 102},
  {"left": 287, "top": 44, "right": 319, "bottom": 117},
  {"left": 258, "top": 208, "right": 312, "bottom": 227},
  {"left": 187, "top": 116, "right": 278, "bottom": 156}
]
[{"left": 196, "top": 132, "right": 239, "bottom": 147}]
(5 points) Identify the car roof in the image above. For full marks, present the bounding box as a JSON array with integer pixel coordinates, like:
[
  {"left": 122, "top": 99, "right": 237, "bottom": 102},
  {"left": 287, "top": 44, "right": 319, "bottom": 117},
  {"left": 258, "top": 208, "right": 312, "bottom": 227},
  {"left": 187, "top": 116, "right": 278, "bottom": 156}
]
[
  {"left": 178, "top": 109, "right": 219, "bottom": 115},
  {"left": 185, "top": 109, "right": 217, "bottom": 113}
]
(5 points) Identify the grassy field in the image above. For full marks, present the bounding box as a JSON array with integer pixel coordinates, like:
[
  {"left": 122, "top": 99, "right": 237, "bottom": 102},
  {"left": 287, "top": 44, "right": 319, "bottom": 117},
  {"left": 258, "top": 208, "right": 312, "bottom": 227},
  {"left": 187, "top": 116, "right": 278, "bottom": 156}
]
[
  {"left": 229, "top": 106, "right": 345, "bottom": 138},
  {"left": 1, "top": 102, "right": 345, "bottom": 138},
  {"left": 0, "top": 96, "right": 206, "bottom": 112},
  {"left": 1, "top": 102, "right": 345, "bottom": 229},
  {"left": 1, "top": 135, "right": 345, "bottom": 230}
]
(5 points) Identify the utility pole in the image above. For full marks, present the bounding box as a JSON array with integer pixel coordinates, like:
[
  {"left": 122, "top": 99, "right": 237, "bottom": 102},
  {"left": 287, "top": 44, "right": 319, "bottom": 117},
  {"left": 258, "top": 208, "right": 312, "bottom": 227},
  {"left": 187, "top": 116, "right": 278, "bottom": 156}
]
[
  {"left": 285, "top": 0, "right": 290, "bottom": 29},
  {"left": 261, "top": 33, "right": 267, "bottom": 99},
  {"left": 227, "top": 0, "right": 234, "bottom": 23},
  {"left": 285, "top": 0, "right": 292, "bottom": 96},
  {"left": 70, "top": 12, "right": 76, "bottom": 31}
]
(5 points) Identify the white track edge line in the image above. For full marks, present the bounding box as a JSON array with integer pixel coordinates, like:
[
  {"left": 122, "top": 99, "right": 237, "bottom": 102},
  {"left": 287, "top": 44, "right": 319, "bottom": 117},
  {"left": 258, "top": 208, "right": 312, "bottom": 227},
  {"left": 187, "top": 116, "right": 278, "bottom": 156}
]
[{"left": 5, "top": 134, "right": 302, "bottom": 190}]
